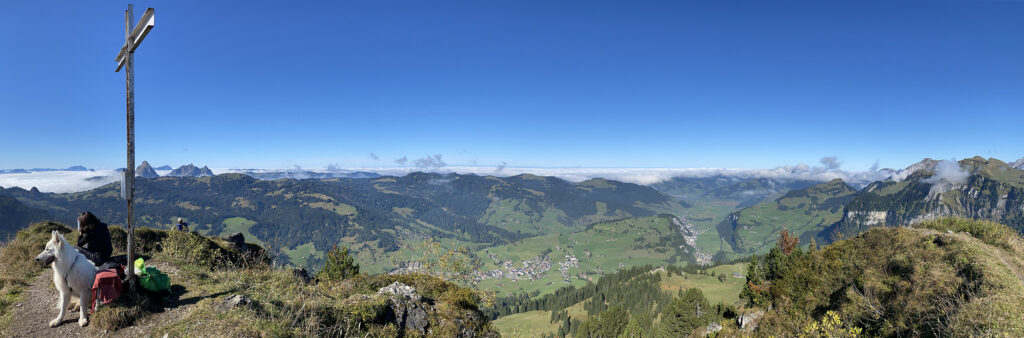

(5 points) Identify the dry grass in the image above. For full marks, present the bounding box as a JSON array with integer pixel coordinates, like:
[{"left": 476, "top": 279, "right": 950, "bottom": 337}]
[
  {"left": 90, "top": 291, "right": 150, "bottom": 332},
  {"left": 149, "top": 268, "right": 496, "bottom": 337}
]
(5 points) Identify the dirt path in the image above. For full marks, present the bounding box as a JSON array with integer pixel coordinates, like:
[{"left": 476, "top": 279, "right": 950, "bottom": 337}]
[
  {"left": 994, "top": 246, "right": 1024, "bottom": 288},
  {"left": 6, "top": 261, "right": 201, "bottom": 337},
  {"left": 7, "top": 268, "right": 90, "bottom": 337},
  {"left": 922, "top": 228, "right": 1024, "bottom": 288}
]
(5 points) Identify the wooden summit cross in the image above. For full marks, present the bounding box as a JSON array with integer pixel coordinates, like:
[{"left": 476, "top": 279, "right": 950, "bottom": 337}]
[{"left": 115, "top": 5, "right": 154, "bottom": 279}]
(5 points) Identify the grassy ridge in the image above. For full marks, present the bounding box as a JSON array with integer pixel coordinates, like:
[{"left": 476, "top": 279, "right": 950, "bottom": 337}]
[
  {"left": 0, "top": 222, "right": 498, "bottom": 336},
  {"left": 749, "top": 218, "right": 1024, "bottom": 336}
]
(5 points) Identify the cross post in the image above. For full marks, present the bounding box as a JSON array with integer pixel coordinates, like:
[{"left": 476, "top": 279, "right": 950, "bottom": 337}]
[{"left": 115, "top": 5, "right": 154, "bottom": 282}]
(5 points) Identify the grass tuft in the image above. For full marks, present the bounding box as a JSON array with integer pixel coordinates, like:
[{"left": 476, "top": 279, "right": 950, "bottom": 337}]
[{"left": 90, "top": 291, "right": 150, "bottom": 332}]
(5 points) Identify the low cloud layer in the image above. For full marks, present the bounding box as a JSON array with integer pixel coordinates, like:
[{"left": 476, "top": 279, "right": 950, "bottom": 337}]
[
  {"left": 0, "top": 170, "right": 121, "bottom": 193},
  {"left": 0, "top": 165, "right": 893, "bottom": 193},
  {"left": 922, "top": 160, "right": 970, "bottom": 196}
]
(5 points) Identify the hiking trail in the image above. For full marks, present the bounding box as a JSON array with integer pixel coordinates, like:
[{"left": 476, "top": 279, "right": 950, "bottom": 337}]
[{"left": 6, "top": 260, "right": 199, "bottom": 337}]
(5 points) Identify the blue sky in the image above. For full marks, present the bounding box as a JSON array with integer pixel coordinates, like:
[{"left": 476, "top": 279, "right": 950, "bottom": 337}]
[{"left": 2, "top": 1, "right": 1022, "bottom": 171}]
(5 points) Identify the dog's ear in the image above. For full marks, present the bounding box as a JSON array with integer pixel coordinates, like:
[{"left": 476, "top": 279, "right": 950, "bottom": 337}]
[{"left": 51, "top": 230, "right": 58, "bottom": 241}]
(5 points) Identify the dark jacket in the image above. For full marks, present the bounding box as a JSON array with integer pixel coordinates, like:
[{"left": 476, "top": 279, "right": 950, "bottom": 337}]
[{"left": 77, "top": 211, "right": 113, "bottom": 263}]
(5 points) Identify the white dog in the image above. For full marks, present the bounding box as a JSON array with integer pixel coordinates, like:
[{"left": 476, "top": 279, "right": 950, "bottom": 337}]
[{"left": 34, "top": 230, "right": 96, "bottom": 327}]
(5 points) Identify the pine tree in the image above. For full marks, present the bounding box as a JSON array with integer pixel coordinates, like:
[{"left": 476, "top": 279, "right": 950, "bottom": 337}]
[
  {"left": 317, "top": 244, "right": 360, "bottom": 282},
  {"left": 660, "top": 288, "right": 711, "bottom": 337}
]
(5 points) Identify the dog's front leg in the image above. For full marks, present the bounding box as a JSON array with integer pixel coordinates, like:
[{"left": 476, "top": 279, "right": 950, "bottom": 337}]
[{"left": 49, "top": 291, "right": 69, "bottom": 327}]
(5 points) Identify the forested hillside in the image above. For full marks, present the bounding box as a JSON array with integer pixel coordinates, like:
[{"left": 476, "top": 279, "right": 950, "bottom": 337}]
[
  {"left": 0, "top": 195, "right": 52, "bottom": 238},
  {"left": 0, "top": 172, "right": 685, "bottom": 270}
]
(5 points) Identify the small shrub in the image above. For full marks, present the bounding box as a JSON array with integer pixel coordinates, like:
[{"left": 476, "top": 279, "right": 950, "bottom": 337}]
[
  {"left": 800, "top": 311, "right": 862, "bottom": 337},
  {"left": 439, "top": 286, "right": 479, "bottom": 309},
  {"left": 317, "top": 245, "right": 359, "bottom": 282}
]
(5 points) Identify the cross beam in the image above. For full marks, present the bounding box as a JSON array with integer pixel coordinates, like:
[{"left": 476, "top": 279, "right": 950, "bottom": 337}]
[
  {"left": 114, "top": 5, "right": 154, "bottom": 282},
  {"left": 115, "top": 7, "right": 154, "bottom": 72}
]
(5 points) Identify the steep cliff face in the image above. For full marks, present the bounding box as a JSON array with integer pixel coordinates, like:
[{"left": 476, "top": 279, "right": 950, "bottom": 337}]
[{"left": 822, "top": 157, "right": 1024, "bottom": 242}]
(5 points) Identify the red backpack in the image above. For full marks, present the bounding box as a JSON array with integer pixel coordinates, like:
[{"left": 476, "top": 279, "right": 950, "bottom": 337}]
[{"left": 90, "top": 267, "right": 123, "bottom": 313}]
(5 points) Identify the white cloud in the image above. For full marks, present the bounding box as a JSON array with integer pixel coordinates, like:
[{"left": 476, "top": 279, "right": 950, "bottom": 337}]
[
  {"left": 0, "top": 170, "right": 121, "bottom": 193},
  {"left": 921, "top": 160, "right": 969, "bottom": 196},
  {"left": 820, "top": 156, "right": 841, "bottom": 170},
  {"left": 414, "top": 154, "right": 446, "bottom": 169}
]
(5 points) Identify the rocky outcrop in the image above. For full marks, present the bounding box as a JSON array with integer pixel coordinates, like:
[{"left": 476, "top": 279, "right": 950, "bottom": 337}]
[
  {"left": 376, "top": 282, "right": 429, "bottom": 334},
  {"left": 1012, "top": 158, "right": 1024, "bottom": 170},
  {"left": 379, "top": 282, "right": 419, "bottom": 300},
  {"left": 738, "top": 310, "right": 763, "bottom": 331},
  {"left": 705, "top": 322, "right": 723, "bottom": 334},
  {"left": 168, "top": 164, "right": 214, "bottom": 177},
  {"left": 136, "top": 161, "right": 159, "bottom": 178}
]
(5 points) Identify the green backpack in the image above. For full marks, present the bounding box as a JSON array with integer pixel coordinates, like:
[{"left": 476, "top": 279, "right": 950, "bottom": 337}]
[{"left": 134, "top": 258, "right": 171, "bottom": 299}]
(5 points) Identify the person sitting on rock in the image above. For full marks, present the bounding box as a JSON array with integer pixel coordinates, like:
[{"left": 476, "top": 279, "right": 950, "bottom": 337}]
[
  {"left": 176, "top": 218, "right": 189, "bottom": 232},
  {"left": 77, "top": 211, "right": 113, "bottom": 266}
]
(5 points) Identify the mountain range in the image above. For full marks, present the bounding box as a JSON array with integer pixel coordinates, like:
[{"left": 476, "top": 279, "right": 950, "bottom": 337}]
[
  {"left": 167, "top": 163, "right": 215, "bottom": 177},
  {"left": 2, "top": 156, "right": 1024, "bottom": 299},
  {"left": 0, "top": 165, "right": 92, "bottom": 173},
  {"left": 712, "top": 157, "right": 1024, "bottom": 256}
]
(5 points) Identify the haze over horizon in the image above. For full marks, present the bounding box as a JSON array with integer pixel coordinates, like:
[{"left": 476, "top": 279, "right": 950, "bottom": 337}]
[{"left": 3, "top": 1, "right": 1023, "bottom": 171}]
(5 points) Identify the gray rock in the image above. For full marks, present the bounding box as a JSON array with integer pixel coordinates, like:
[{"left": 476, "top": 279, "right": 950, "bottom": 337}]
[
  {"left": 216, "top": 294, "right": 250, "bottom": 312},
  {"left": 390, "top": 297, "right": 429, "bottom": 334},
  {"left": 738, "top": 310, "right": 764, "bottom": 331},
  {"left": 378, "top": 282, "right": 419, "bottom": 301},
  {"left": 705, "top": 322, "right": 723, "bottom": 334},
  {"left": 378, "top": 282, "right": 429, "bottom": 334}
]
